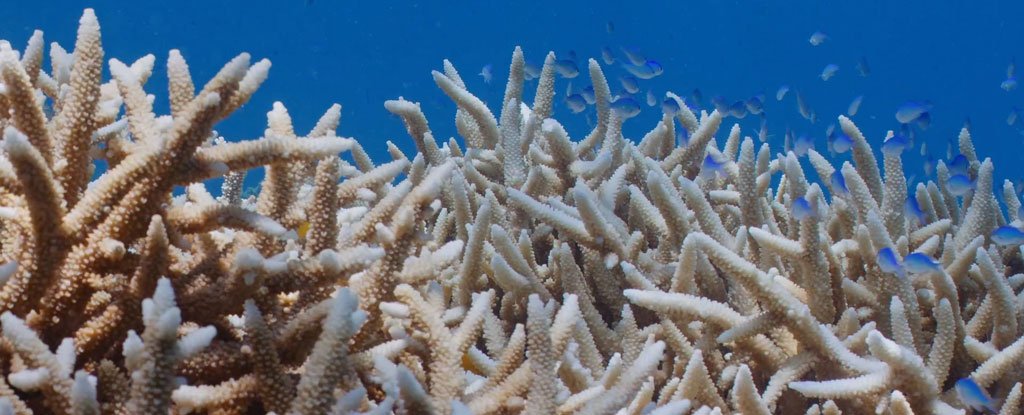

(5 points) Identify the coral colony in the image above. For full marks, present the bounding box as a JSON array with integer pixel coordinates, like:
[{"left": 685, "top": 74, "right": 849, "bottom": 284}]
[{"left": 0, "top": 9, "right": 1022, "bottom": 415}]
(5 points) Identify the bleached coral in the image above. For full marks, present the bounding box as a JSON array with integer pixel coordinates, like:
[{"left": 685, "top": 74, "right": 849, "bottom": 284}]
[{"left": 0, "top": 8, "right": 1021, "bottom": 415}]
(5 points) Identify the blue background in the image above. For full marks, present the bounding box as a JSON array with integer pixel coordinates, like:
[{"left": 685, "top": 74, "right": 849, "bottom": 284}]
[{"left": 4, "top": 1, "right": 1023, "bottom": 193}]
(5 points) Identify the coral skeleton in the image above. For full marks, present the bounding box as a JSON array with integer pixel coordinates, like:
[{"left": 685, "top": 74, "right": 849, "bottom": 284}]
[{"left": 0, "top": 8, "right": 1021, "bottom": 415}]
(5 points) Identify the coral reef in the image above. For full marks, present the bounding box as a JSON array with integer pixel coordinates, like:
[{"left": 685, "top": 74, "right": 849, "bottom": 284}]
[{"left": 0, "top": 8, "right": 1021, "bottom": 415}]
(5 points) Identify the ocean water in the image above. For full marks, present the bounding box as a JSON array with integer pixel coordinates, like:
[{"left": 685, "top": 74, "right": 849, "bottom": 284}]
[{"left": 4, "top": 1, "right": 1024, "bottom": 194}]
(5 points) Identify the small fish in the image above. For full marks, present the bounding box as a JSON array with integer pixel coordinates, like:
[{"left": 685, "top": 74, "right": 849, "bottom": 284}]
[
  {"left": 554, "top": 59, "right": 579, "bottom": 78},
  {"left": 700, "top": 154, "right": 727, "bottom": 179},
  {"left": 876, "top": 248, "right": 905, "bottom": 277},
  {"left": 745, "top": 96, "right": 765, "bottom": 115},
  {"left": 1001, "top": 77, "right": 1017, "bottom": 91},
  {"left": 691, "top": 88, "right": 703, "bottom": 103},
  {"left": 619, "top": 75, "right": 640, "bottom": 94},
  {"left": 992, "top": 226, "right": 1024, "bottom": 246},
  {"left": 758, "top": 118, "right": 769, "bottom": 143},
  {"left": 478, "top": 64, "right": 493, "bottom": 84},
  {"left": 905, "top": 197, "right": 926, "bottom": 225},
  {"left": 903, "top": 252, "right": 940, "bottom": 274},
  {"left": 949, "top": 155, "right": 970, "bottom": 175},
  {"left": 711, "top": 96, "right": 730, "bottom": 113},
  {"left": 895, "top": 101, "right": 932, "bottom": 123},
  {"left": 923, "top": 156, "right": 935, "bottom": 177},
  {"left": 794, "top": 134, "right": 814, "bottom": 156},
  {"left": 808, "top": 31, "right": 828, "bottom": 46},
  {"left": 776, "top": 85, "right": 790, "bottom": 101},
  {"left": 820, "top": 64, "right": 839, "bottom": 81},
  {"left": 601, "top": 46, "right": 615, "bottom": 65},
  {"left": 729, "top": 101, "right": 748, "bottom": 119},
  {"left": 1009, "top": 107, "right": 1019, "bottom": 126},
  {"left": 796, "top": 91, "right": 812, "bottom": 121},
  {"left": 856, "top": 56, "right": 871, "bottom": 77},
  {"left": 920, "top": 142, "right": 927, "bottom": 156},
  {"left": 881, "top": 135, "right": 909, "bottom": 155},
  {"left": 848, "top": 95, "right": 864, "bottom": 116},
  {"left": 624, "top": 60, "right": 664, "bottom": 79},
  {"left": 297, "top": 221, "right": 311, "bottom": 239},
  {"left": 611, "top": 96, "right": 641, "bottom": 118},
  {"left": 662, "top": 97, "right": 681, "bottom": 115},
  {"left": 947, "top": 174, "right": 975, "bottom": 196},
  {"left": 606, "top": 21, "right": 615, "bottom": 33},
  {"left": 646, "top": 90, "right": 657, "bottom": 107},
  {"left": 791, "top": 197, "right": 815, "bottom": 220},
  {"left": 1003, "top": 59, "right": 1017, "bottom": 91},
  {"left": 622, "top": 47, "right": 647, "bottom": 66},
  {"left": 830, "top": 171, "right": 849, "bottom": 194},
  {"left": 524, "top": 61, "right": 541, "bottom": 81},
  {"left": 581, "top": 85, "right": 596, "bottom": 104},
  {"left": 955, "top": 378, "right": 997, "bottom": 413},
  {"left": 676, "top": 128, "right": 690, "bottom": 147},
  {"left": 565, "top": 94, "right": 587, "bottom": 114},
  {"left": 916, "top": 111, "right": 931, "bottom": 130}
]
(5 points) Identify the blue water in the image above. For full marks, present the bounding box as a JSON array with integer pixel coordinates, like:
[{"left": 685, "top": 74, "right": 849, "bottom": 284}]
[{"left": 6, "top": 1, "right": 1024, "bottom": 192}]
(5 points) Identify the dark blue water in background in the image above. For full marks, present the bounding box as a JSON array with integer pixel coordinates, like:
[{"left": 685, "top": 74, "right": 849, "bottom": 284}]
[{"left": 4, "top": 1, "right": 1024, "bottom": 194}]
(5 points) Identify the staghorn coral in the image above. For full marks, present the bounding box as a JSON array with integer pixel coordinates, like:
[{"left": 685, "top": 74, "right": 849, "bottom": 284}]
[{"left": 0, "top": 8, "right": 1021, "bottom": 415}]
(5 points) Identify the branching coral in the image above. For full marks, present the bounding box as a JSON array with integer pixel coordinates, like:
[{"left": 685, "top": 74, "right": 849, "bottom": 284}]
[{"left": 0, "top": 8, "right": 1021, "bottom": 415}]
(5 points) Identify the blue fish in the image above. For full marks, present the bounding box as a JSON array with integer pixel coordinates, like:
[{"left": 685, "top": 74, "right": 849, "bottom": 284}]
[
  {"left": 992, "top": 226, "right": 1024, "bottom": 246},
  {"left": 676, "top": 128, "right": 690, "bottom": 147},
  {"left": 729, "top": 101, "right": 749, "bottom": 119},
  {"left": 701, "top": 154, "right": 727, "bottom": 179},
  {"left": 1001, "top": 77, "right": 1017, "bottom": 91},
  {"left": 791, "top": 197, "right": 815, "bottom": 220},
  {"left": 622, "top": 47, "right": 647, "bottom": 66},
  {"left": 905, "top": 197, "right": 926, "bottom": 225},
  {"left": 601, "top": 46, "right": 615, "bottom": 65},
  {"left": 662, "top": 97, "right": 681, "bottom": 115},
  {"left": 619, "top": 75, "right": 640, "bottom": 94},
  {"left": 554, "top": 59, "right": 579, "bottom": 78},
  {"left": 1008, "top": 107, "right": 1019, "bottom": 126},
  {"left": 876, "top": 248, "right": 905, "bottom": 277},
  {"left": 758, "top": 118, "right": 769, "bottom": 143},
  {"left": 565, "top": 94, "right": 587, "bottom": 114},
  {"left": 524, "top": 61, "right": 541, "bottom": 81},
  {"left": 646, "top": 90, "right": 657, "bottom": 107},
  {"left": 903, "top": 252, "right": 941, "bottom": 274},
  {"left": 848, "top": 95, "right": 864, "bottom": 116},
  {"left": 581, "top": 85, "right": 596, "bottom": 104},
  {"left": 796, "top": 91, "right": 813, "bottom": 121},
  {"left": 820, "top": 64, "right": 839, "bottom": 81},
  {"left": 794, "top": 134, "right": 814, "bottom": 156},
  {"left": 611, "top": 97, "right": 641, "bottom": 118},
  {"left": 479, "top": 64, "right": 493, "bottom": 84},
  {"left": 711, "top": 96, "right": 730, "bottom": 113},
  {"left": 881, "top": 135, "right": 909, "bottom": 155},
  {"left": 923, "top": 156, "right": 935, "bottom": 177},
  {"left": 947, "top": 174, "right": 975, "bottom": 196},
  {"left": 746, "top": 96, "right": 765, "bottom": 115},
  {"left": 916, "top": 111, "right": 931, "bottom": 130},
  {"left": 856, "top": 56, "right": 871, "bottom": 77},
  {"left": 830, "top": 171, "right": 849, "bottom": 195},
  {"left": 832, "top": 133, "right": 853, "bottom": 154},
  {"left": 809, "top": 31, "right": 828, "bottom": 46},
  {"left": 896, "top": 101, "right": 933, "bottom": 124},
  {"left": 691, "top": 88, "right": 703, "bottom": 103},
  {"left": 955, "top": 378, "right": 996, "bottom": 413},
  {"left": 623, "top": 60, "right": 664, "bottom": 80},
  {"left": 949, "top": 155, "right": 970, "bottom": 175},
  {"left": 776, "top": 85, "right": 790, "bottom": 101}
]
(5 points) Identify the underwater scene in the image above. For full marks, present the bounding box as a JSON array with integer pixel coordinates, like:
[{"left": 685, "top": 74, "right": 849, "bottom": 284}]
[{"left": 0, "top": 0, "right": 1021, "bottom": 413}]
